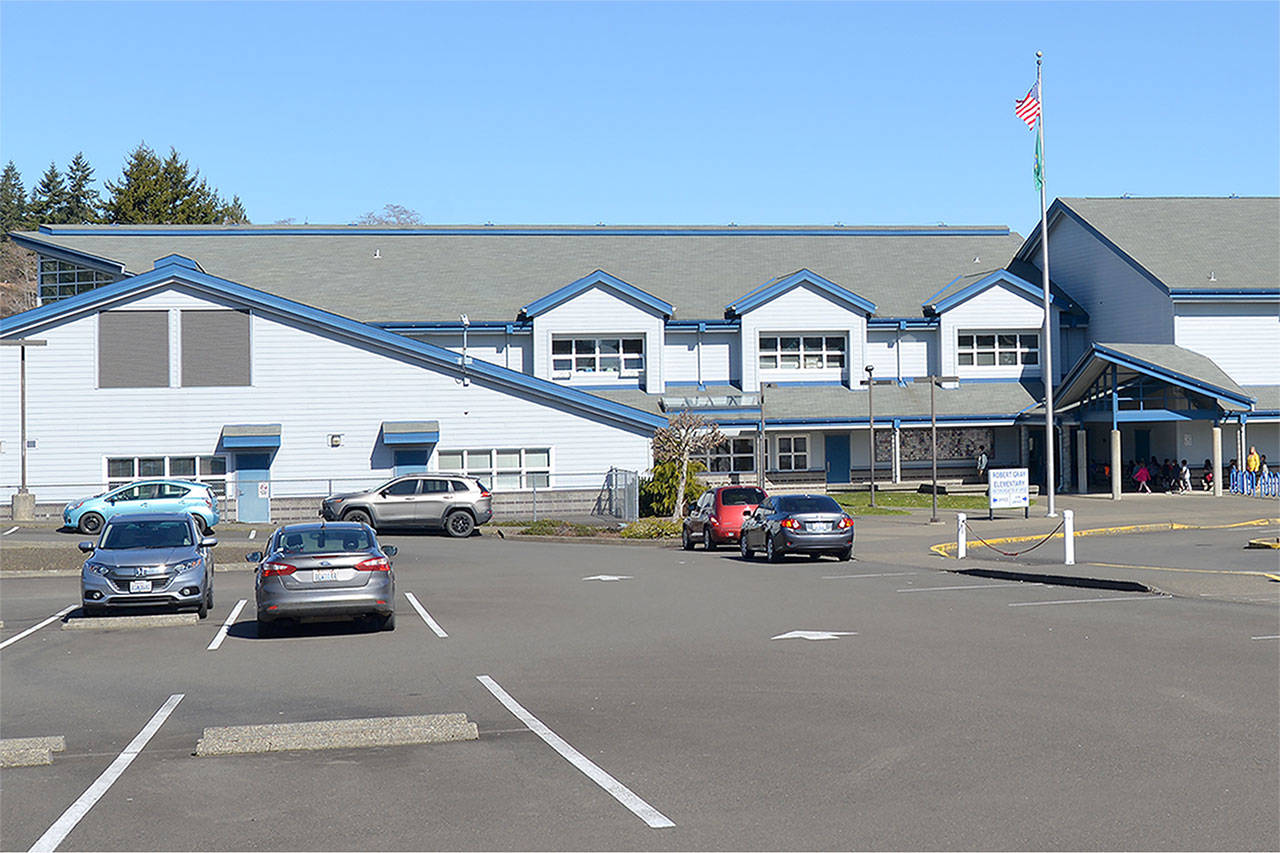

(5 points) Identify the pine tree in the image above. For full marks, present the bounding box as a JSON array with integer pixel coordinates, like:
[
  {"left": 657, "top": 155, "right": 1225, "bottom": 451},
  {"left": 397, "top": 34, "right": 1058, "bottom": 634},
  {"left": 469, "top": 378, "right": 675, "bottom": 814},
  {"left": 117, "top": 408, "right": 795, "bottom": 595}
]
[
  {"left": 105, "top": 143, "right": 248, "bottom": 224},
  {"left": 0, "top": 161, "right": 31, "bottom": 235},
  {"left": 219, "top": 195, "right": 249, "bottom": 224},
  {"left": 65, "top": 152, "right": 102, "bottom": 224},
  {"left": 29, "top": 162, "right": 70, "bottom": 224}
]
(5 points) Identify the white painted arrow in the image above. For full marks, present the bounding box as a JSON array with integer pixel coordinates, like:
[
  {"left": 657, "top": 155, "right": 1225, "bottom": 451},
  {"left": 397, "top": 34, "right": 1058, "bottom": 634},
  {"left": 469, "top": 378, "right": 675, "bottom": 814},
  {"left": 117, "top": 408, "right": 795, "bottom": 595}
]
[
  {"left": 583, "top": 575, "right": 633, "bottom": 582},
  {"left": 771, "top": 630, "right": 857, "bottom": 641}
]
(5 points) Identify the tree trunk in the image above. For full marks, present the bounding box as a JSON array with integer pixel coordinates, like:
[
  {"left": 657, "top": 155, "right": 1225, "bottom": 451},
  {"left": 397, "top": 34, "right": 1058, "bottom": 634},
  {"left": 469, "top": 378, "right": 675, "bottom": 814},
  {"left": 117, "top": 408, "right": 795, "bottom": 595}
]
[{"left": 672, "top": 448, "right": 690, "bottom": 520}]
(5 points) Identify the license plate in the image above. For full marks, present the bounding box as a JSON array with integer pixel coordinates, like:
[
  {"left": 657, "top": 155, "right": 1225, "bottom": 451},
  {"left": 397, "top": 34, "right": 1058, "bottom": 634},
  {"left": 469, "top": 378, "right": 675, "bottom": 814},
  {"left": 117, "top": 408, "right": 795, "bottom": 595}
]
[
  {"left": 810, "top": 522, "right": 831, "bottom": 532},
  {"left": 129, "top": 579, "right": 152, "bottom": 593},
  {"left": 313, "top": 569, "right": 338, "bottom": 582}
]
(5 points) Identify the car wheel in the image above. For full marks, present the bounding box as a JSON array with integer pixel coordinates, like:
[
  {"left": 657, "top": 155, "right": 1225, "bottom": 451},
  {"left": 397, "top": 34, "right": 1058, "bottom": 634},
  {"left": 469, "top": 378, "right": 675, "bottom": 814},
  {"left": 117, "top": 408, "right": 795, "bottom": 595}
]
[
  {"left": 79, "top": 512, "right": 104, "bottom": 535},
  {"left": 766, "top": 535, "right": 782, "bottom": 563},
  {"left": 838, "top": 546, "right": 853, "bottom": 562},
  {"left": 197, "top": 596, "right": 209, "bottom": 619},
  {"left": 206, "top": 582, "right": 214, "bottom": 610},
  {"left": 343, "top": 508, "right": 373, "bottom": 528},
  {"left": 681, "top": 526, "right": 694, "bottom": 550},
  {"left": 807, "top": 552, "right": 821, "bottom": 561},
  {"left": 703, "top": 528, "right": 716, "bottom": 551},
  {"left": 445, "top": 510, "right": 475, "bottom": 538},
  {"left": 378, "top": 611, "right": 396, "bottom": 632},
  {"left": 81, "top": 603, "right": 104, "bottom": 618},
  {"left": 740, "top": 536, "right": 754, "bottom": 560},
  {"left": 192, "top": 515, "right": 209, "bottom": 536}
]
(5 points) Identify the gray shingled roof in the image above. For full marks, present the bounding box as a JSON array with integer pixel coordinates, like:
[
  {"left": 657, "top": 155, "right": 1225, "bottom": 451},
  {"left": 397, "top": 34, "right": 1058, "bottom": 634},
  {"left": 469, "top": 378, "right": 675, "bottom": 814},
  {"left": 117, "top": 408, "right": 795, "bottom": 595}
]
[
  {"left": 1058, "top": 197, "right": 1279, "bottom": 292},
  {"left": 14, "top": 225, "right": 1026, "bottom": 323},
  {"left": 1056, "top": 342, "right": 1253, "bottom": 411}
]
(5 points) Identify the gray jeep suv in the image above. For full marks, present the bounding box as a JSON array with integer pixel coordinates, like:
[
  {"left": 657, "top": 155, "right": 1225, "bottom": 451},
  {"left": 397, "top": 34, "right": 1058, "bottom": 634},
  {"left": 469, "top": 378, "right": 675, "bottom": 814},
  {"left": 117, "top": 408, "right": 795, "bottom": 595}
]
[{"left": 321, "top": 474, "right": 493, "bottom": 537}]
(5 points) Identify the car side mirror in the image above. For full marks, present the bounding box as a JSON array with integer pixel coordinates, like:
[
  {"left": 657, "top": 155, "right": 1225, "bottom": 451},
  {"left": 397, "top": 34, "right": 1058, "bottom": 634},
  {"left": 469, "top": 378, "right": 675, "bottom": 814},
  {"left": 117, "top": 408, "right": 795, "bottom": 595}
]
[
  {"left": 245, "top": 551, "right": 263, "bottom": 564},
  {"left": 201, "top": 536, "right": 218, "bottom": 548},
  {"left": 383, "top": 545, "right": 398, "bottom": 557},
  {"left": 78, "top": 541, "right": 95, "bottom": 553}
]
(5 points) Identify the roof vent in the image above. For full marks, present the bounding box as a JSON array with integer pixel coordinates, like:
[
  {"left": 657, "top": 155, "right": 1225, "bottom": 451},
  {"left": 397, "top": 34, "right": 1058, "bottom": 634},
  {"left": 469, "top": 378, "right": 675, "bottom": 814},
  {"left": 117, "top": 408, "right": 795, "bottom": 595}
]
[
  {"left": 972, "top": 256, "right": 980, "bottom": 263},
  {"left": 373, "top": 249, "right": 381, "bottom": 259},
  {"left": 596, "top": 222, "right": 606, "bottom": 227},
  {"left": 1208, "top": 271, "right": 1216, "bottom": 282}
]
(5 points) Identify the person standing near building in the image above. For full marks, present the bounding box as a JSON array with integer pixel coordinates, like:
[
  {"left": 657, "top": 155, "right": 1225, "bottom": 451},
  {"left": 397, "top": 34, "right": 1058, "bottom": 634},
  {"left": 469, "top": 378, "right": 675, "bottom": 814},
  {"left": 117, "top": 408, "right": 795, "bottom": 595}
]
[
  {"left": 1178, "top": 459, "right": 1192, "bottom": 494},
  {"left": 976, "top": 445, "right": 989, "bottom": 483},
  {"left": 1134, "top": 460, "right": 1152, "bottom": 493}
]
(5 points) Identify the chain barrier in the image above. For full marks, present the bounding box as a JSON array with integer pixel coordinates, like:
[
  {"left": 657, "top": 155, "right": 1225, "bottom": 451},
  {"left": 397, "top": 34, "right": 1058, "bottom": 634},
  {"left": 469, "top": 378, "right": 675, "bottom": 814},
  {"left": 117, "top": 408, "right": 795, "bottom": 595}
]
[{"left": 968, "top": 518, "right": 1065, "bottom": 557}]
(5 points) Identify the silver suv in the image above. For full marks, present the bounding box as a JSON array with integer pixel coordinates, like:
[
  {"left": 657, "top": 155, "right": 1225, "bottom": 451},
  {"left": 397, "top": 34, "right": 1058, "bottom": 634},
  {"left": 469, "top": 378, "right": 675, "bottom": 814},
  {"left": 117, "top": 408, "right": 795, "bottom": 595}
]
[{"left": 321, "top": 474, "right": 493, "bottom": 537}]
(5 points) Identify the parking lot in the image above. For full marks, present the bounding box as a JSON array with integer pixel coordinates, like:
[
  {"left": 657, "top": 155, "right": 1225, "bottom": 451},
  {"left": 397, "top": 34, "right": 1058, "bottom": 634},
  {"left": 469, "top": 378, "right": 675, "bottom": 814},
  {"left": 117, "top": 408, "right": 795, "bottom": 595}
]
[{"left": 2, "top": 511, "right": 1278, "bottom": 851}]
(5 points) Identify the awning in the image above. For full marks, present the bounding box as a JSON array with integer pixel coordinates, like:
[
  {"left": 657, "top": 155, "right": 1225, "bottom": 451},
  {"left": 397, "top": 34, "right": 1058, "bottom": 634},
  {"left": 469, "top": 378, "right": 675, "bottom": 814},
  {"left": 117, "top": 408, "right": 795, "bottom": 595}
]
[
  {"left": 221, "top": 423, "right": 282, "bottom": 448},
  {"left": 381, "top": 420, "right": 440, "bottom": 445}
]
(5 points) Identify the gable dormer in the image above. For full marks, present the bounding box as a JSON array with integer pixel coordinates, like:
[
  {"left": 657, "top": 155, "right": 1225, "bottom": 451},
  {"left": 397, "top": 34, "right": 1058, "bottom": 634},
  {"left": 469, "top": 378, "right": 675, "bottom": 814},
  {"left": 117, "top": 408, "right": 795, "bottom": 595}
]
[{"left": 522, "top": 270, "right": 672, "bottom": 393}]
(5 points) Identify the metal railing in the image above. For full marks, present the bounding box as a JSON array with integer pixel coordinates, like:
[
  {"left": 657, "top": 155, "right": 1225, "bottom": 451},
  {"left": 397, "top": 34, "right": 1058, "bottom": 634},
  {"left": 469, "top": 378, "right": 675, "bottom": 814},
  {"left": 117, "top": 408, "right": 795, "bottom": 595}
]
[{"left": 1229, "top": 469, "right": 1280, "bottom": 498}]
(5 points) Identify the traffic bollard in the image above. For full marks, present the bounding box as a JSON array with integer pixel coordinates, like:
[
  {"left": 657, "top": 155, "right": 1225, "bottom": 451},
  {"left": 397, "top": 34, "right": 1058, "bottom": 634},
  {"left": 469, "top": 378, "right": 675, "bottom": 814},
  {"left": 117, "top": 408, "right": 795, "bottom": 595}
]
[
  {"left": 956, "top": 512, "right": 967, "bottom": 560},
  {"left": 1063, "top": 509, "right": 1075, "bottom": 565}
]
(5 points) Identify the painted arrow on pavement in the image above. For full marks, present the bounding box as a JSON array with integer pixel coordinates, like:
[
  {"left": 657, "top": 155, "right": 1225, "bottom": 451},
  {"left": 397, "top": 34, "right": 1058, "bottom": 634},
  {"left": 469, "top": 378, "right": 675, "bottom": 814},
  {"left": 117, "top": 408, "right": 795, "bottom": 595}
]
[
  {"left": 583, "top": 575, "right": 633, "bottom": 582},
  {"left": 771, "top": 630, "right": 857, "bottom": 641}
]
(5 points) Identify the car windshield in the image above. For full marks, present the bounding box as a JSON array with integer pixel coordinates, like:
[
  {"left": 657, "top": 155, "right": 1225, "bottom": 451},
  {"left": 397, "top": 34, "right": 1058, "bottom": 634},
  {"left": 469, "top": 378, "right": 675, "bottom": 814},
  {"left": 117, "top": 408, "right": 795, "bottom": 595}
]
[
  {"left": 721, "top": 488, "right": 766, "bottom": 506},
  {"left": 277, "top": 528, "right": 375, "bottom": 555},
  {"left": 101, "top": 520, "right": 195, "bottom": 550},
  {"left": 777, "top": 496, "right": 842, "bottom": 514}
]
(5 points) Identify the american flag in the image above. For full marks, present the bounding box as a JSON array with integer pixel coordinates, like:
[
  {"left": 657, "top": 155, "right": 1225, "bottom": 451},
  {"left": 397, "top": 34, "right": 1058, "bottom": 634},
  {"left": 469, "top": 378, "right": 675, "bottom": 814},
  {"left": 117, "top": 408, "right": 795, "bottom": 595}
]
[{"left": 1015, "top": 81, "right": 1040, "bottom": 129}]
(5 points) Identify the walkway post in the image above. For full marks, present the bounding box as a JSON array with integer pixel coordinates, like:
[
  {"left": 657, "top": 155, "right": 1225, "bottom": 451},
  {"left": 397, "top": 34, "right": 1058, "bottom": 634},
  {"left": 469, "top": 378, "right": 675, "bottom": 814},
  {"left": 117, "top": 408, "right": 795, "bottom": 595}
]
[
  {"left": 1110, "top": 429, "right": 1122, "bottom": 500},
  {"left": 1212, "top": 424, "right": 1223, "bottom": 497},
  {"left": 1075, "top": 428, "right": 1087, "bottom": 494},
  {"left": 1063, "top": 508, "right": 1075, "bottom": 565},
  {"left": 956, "top": 512, "right": 967, "bottom": 559},
  {"left": 2, "top": 338, "right": 47, "bottom": 522}
]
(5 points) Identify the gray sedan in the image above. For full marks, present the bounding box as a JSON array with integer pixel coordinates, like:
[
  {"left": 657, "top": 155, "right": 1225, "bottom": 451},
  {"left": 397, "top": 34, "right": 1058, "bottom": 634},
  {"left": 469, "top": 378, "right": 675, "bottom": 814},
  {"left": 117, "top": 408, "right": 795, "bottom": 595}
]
[
  {"left": 248, "top": 522, "right": 398, "bottom": 636},
  {"left": 739, "top": 494, "right": 854, "bottom": 562},
  {"left": 80, "top": 512, "right": 217, "bottom": 618}
]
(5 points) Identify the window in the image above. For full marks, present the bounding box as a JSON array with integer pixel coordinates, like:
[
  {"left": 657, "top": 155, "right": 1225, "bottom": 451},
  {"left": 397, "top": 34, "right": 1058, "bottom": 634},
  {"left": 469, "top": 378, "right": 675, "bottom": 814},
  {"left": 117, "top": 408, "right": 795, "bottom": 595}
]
[
  {"left": 107, "top": 455, "right": 228, "bottom": 495},
  {"left": 774, "top": 436, "right": 809, "bottom": 471},
  {"left": 38, "top": 257, "right": 119, "bottom": 304},
  {"left": 758, "top": 335, "right": 845, "bottom": 370},
  {"left": 700, "top": 438, "right": 756, "bottom": 473},
  {"left": 99, "top": 311, "right": 169, "bottom": 387},
  {"left": 437, "top": 447, "right": 551, "bottom": 489},
  {"left": 957, "top": 331, "right": 1039, "bottom": 367},
  {"left": 385, "top": 479, "right": 418, "bottom": 496},
  {"left": 181, "top": 310, "right": 250, "bottom": 386},
  {"left": 551, "top": 337, "right": 644, "bottom": 378}
]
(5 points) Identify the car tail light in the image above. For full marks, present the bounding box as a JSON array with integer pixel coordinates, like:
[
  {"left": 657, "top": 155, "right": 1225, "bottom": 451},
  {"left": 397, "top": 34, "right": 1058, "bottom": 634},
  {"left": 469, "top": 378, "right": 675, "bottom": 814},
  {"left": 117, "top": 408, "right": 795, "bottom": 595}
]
[
  {"left": 779, "top": 518, "right": 802, "bottom": 530},
  {"left": 709, "top": 516, "right": 720, "bottom": 526},
  {"left": 838, "top": 516, "right": 853, "bottom": 529},
  {"left": 355, "top": 557, "right": 391, "bottom": 571},
  {"left": 479, "top": 486, "right": 491, "bottom": 498},
  {"left": 261, "top": 561, "right": 296, "bottom": 577}
]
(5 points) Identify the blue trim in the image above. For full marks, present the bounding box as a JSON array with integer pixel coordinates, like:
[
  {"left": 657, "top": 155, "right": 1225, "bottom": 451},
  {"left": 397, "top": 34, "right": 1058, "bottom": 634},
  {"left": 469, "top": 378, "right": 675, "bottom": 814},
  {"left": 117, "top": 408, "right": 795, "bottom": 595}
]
[
  {"left": 726, "top": 268, "right": 876, "bottom": 316},
  {"left": 152, "top": 254, "right": 203, "bottom": 272},
  {"left": 1082, "top": 409, "right": 1222, "bottom": 423},
  {"left": 757, "top": 414, "right": 1020, "bottom": 427},
  {"left": 223, "top": 435, "right": 282, "bottom": 449},
  {"left": 383, "top": 431, "right": 440, "bottom": 445},
  {"left": 922, "top": 276, "right": 964, "bottom": 309},
  {"left": 520, "top": 269, "right": 673, "bottom": 319},
  {"left": 925, "top": 269, "right": 1083, "bottom": 316},
  {"left": 763, "top": 380, "right": 848, "bottom": 388},
  {"left": 1057, "top": 343, "right": 1255, "bottom": 410},
  {"left": 8, "top": 234, "right": 127, "bottom": 275},
  {"left": 0, "top": 259, "right": 669, "bottom": 433},
  {"left": 373, "top": 321, "right": 533, "bottom": 333},
  {"left": 32, "top": 224, "right": 1013, "bottom": 238},
  {"left": 1015, "top": 201, "right": 1170, "bottom": 297},
  {"left": 666, "top": 320, "right": 741, "bottom": 331},
  {"left": 1169, "top": 289, "right": 1280, "bottom": 302},
  {"left": 867, "top": 317, "right": 937, "bottom": 329}
]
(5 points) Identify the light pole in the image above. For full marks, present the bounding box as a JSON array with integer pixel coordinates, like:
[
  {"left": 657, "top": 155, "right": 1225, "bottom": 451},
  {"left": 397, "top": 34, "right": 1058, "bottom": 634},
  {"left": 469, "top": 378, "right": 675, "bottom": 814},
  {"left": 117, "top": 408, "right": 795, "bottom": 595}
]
[
  {"left": 2, "top": 338, "right": 47, "bottom": 521},
  {"left": 924, "top": 374, "right": 960, "bottom": 524},
  {"left": 866, "top": 365, "right": 876, "bottom": 507}
]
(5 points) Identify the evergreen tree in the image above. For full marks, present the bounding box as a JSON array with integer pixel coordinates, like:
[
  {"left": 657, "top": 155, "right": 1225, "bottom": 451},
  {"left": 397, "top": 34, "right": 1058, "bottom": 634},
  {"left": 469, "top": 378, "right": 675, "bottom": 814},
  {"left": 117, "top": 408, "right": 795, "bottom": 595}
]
[
  {"left": 0, "top": 161, "right": 31, "bottom": 235},
  {"left": 64, "top": 152, "right": 102, "bottom": 224},
  {"left": 105, "top": 143, "right": 248, "bottom": 224},
  {"left": 29, "top": 162, "right": 70, "bottom": 224},
  {"left": 219, "top": 195, "right": 249, "bottom": 224}
]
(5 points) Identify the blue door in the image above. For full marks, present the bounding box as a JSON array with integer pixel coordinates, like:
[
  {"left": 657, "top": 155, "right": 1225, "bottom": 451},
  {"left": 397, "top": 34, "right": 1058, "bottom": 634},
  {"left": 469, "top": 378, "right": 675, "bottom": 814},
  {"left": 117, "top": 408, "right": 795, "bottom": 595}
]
[
  {"left": 825, "top": 433, "right": 851, "bottom": 484},
  {"left": 394, "top": 449, "right": 431, "bottom": 477},
  {"left": 234, "top": 452, "right": 271, "bottom": 523}
]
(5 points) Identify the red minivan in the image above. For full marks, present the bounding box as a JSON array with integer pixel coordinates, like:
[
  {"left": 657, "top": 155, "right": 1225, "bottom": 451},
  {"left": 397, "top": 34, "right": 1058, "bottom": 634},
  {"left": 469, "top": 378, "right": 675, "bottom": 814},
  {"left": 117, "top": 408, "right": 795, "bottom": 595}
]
[{"left": 682, "top": 485, "right": 768, "bottom": 550}]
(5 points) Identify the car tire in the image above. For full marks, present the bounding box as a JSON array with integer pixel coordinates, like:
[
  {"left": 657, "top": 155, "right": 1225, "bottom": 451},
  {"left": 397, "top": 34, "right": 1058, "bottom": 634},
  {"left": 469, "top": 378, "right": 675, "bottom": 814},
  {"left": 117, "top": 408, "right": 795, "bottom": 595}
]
[
  {"left": 445, "top": 510, "right": 475, "bottom": 538},
  {"left": 197, "top": 596, "right": 209, "bottom": 619},
  {"left": 703, "top": 528, "right": 716, "bottom": 551},
  {"left": 192, "top": 515, "right": 209, "bottom": 536},
  {"left": 766, "top": 535, "right": 782, "bottom": 563},
  {"left": 78, "top": 512, "right": 104, "bottom": 536},
  {"left": 343, "top": 508, "right": 373, "bottom": 528},
  {"left": 81, "top": 603, "right": 104, "bottom": 618},
  {"left": 740, "top": 536, "right": 754, "bottom": 561},
  {"left": 838, "top": 546, "right": 853, "bottom": 562},
  {"left": 681, "top": 526, "right": 694, "bottom": 550},
  {"left": 206, "top": 583, "right": 214, "bottom": 610},
  {"left": 807, "top": 552, "right": 821, "bottom": 561},
  {"left": 378, "top": 611, "right": 396, "bottom": 632}
]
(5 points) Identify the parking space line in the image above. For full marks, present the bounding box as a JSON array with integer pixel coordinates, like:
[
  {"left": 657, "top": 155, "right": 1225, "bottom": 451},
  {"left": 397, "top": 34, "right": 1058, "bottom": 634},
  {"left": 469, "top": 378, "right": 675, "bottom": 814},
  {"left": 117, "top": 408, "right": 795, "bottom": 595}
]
[
  {"left": 405, "top": 592, "right": 447, "bottom": 638},
  {"left": 206, "top": 599, "right": 247, "bottom": 651},
  {"left": 1009, "top": 595, "right": 1168, "bottom": 608},
  {"left": 2, "top": 525, "right": 18, "bottom": 536},
  {"left": 1252, "top": 635, "right": 1280, "bottom": 641},
  {"left": 897, "top": 583, "right": 1026, "bottom": 593},
  {"left": 28, "top": 694, "right": 184, "bottom": 853},
  {"left": 476, "top": 675, "right": 675, "bottom": 829},
  {"left": 824, "top": 572, "right": 917, "bottom": 579},
  {"left": 0, "top": 605, "right": 76, "bottom": 652}
]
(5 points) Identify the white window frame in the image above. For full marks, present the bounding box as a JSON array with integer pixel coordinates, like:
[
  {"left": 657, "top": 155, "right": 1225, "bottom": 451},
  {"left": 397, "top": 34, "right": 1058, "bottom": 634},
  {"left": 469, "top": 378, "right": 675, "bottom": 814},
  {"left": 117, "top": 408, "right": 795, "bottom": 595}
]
[
  {"left": 957, "top": 330, "right": 1039, "bottom": 368},
  {"left": 551, "top": 336, "right": 644, "bottom": 379},
  {"left": 758, "top": 333, "right": 846, "bottom": 372},
  {"left": 699, "top": 437, "right": 756, "bottom": 473},
  {"left": 436, "top": 447, "right": 552, "bottom": 490},
  {"left": 773, "top": 435, "right": 809, "bottom": 471},
  {"left": 105, "top": 454, "right": 228, "bottom": 495}
]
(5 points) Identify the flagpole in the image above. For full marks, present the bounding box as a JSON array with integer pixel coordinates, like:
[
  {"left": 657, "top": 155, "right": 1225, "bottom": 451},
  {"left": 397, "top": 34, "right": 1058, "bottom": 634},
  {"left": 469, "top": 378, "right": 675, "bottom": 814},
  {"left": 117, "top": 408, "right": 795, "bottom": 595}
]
[{"left": 1036, "top": 50, "right": 1057, "bottom": 517}]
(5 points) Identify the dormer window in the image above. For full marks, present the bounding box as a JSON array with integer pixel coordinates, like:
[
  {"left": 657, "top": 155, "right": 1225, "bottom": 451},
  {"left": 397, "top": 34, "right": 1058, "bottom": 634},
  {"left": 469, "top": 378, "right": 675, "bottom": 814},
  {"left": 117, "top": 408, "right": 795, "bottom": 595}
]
[
  {"left": 758, "top": 334, "right": 846, "bottom": 371},
  {"left": 551, "top": 336, "right": 644, "bottom": 379},
  {"left": 957, "top": 331, "right": 1039, "bottom": 367}
]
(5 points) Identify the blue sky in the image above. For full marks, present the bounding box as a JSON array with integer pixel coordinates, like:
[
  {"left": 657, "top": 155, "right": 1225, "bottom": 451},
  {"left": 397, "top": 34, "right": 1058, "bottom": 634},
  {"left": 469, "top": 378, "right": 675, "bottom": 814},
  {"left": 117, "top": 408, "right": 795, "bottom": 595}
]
[{"left": 2, "top": 1, "right": 1277, "bottom": 232}]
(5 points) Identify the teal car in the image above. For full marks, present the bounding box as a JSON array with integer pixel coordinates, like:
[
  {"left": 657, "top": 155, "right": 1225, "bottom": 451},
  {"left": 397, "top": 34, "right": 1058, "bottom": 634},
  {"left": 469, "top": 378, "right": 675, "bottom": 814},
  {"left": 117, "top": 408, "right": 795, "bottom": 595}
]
[{"left": 64, "top": 479, "right": 220, "bottom": 535}]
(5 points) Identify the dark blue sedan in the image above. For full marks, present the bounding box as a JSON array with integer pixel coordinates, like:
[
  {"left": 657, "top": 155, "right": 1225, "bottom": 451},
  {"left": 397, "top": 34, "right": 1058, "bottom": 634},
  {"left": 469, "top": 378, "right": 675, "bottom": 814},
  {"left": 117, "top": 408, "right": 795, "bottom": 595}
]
[{"left": 739, "top": 494, "right": 853, "bottom": 562}]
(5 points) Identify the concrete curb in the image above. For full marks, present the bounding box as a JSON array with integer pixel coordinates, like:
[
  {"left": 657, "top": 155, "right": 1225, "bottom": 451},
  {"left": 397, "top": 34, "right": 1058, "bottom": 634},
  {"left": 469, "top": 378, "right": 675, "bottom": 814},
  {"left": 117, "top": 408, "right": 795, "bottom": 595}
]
[
  {"left": 930, "top": 517, "right": 1280, "bottom": 558},
  {"left": 946, "top": 566, "right": 1156, "bottom": 594},
  {"left": 63, "top": 613, "right": 199, "bottom": 630},
  {"left": 1, "top": 736, "right": 66, "bottom": 767},
  {"left": 195, "top": 713, "right": 479, "bottom": 756}
]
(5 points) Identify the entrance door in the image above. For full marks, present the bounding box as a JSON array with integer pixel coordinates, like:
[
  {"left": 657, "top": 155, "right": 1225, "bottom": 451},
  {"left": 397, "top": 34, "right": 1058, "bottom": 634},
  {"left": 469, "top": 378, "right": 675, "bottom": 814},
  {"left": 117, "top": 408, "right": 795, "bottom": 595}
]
[
  {"left": 234, "top": 452, "right": 271, "bottom": 523},
  {"left": 825, "top": 433, "right": 851, "bottom": 484},
  {"left": 394, "top": 449, "right": 431, "bottom": 477},
  {"left": 1134, "top": 429, "right": 1151, "bottom": 465}
]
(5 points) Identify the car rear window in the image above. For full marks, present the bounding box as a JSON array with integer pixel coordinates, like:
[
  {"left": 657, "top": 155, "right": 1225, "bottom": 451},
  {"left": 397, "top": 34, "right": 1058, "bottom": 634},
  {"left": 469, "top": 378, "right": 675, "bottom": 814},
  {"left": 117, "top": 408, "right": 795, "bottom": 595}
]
[
  {"left": 278, "top": 528, "right": 375, "bottom": 555},
  {"left": 720, "top": 488, "right": 766, "bottom": 506},
  {"left": 776, "top": 495, "right": 842, "bottom": 514},
  {"left": 101, "top": 520, "right": 195, "bottom": 550}
]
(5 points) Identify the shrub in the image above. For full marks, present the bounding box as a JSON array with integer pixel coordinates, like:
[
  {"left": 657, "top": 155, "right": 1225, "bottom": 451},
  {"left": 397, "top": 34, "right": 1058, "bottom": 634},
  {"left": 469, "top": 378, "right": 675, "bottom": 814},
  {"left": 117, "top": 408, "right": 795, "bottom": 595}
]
[
  {"left": 639, "top": 459, "right": 706, "bottom": 517},
  {"left": 519, "top": 519, "right": 614, "bottom": 536},
  {"left": 620, "top": 517, "right": 683, "bottom": 539}
]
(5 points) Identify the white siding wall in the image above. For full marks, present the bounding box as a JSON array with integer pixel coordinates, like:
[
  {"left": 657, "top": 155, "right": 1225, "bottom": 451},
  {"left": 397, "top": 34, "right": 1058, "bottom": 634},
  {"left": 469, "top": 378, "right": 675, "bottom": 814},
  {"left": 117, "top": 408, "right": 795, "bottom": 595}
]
[
  {"left": 1173, "top": 302, "right": 1280, "bottom": 385},
  {"left": 739, "top": 284, "right": 868, "bottom": 392},
  {"left": 662, "top": 330, "right": 735, "bottom": 386},
  {"left": 1037, "top": 213, "right": 1173, "bottom": 344},
  {"left": 866, "top": 329, "right": 934, "bottom": 381},
  {"left": 0, "top": 286, "right": 653, "bottom": 501},
  {"left": 405, "top": 330, "right": 533, "bottom": 374},
  {"left": 938, "top": 282, "right": 1060, "bottom": 381},
  {"left": 530, "top": 287, "right": 666, "bottom": 392}
]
